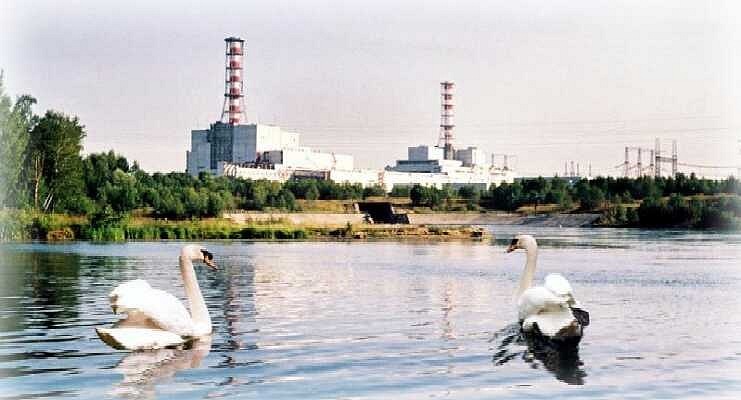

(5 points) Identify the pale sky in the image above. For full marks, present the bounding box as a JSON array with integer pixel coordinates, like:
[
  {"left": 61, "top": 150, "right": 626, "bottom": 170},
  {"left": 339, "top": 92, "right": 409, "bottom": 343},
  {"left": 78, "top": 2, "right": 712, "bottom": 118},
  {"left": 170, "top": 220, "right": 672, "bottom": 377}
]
[{"left": 2, "top": 0, "right": 739, "bottom": 177}]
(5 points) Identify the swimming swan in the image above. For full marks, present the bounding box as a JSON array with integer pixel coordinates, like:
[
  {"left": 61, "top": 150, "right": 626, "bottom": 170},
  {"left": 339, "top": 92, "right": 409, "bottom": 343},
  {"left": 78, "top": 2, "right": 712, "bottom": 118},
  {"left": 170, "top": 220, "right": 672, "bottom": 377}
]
[
  {"left": 96, "top": 245, "right": 217, "bottom": 350},
  {"left": 506, "top": 234, "right": 589, "bottom": 344}
]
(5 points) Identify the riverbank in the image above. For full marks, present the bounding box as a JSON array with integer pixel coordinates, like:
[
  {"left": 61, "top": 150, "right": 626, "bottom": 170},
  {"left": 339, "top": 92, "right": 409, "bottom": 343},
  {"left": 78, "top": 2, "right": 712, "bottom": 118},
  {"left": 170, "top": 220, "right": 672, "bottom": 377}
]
[
  {"left": 0, "top": 210, "right": 491, "bottom": 242},
  {"left": 223, "top": 211, "right": 601, "bottom": 227},
  {"left": 1, "top": 199, "right": 737, "bottom": 242}
]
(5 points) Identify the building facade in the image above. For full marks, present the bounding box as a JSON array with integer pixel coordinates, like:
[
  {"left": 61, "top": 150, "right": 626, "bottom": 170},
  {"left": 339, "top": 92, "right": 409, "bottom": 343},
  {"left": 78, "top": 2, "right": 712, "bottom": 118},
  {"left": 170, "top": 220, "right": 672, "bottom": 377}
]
[{"left": 186, "top": 122, "right": 300, "bottom": 176}]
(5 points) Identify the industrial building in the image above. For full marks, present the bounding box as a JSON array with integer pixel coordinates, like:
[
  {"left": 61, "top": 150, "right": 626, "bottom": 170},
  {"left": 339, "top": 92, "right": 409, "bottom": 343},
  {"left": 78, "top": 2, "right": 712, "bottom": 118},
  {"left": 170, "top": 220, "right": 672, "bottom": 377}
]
[
  {"left": 187, "top": 38, "right": 516, "bottom": 190},
  {"left": 187, "top": 122, "right": 300, "bottom": 175},
  {"left": 186, "top": 37, "right": 355, "bottom": 178},
  {"left": 384, "top": 82, "right": 515, "bottom": 189}
]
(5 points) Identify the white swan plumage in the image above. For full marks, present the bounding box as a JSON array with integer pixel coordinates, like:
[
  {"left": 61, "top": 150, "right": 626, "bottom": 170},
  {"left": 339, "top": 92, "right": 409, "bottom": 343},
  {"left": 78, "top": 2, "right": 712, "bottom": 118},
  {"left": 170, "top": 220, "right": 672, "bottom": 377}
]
[
  {"left": 96, "top": 245, "right": 217, "bottom": 350},
  {"left": 506, "top": 234, "right": 588, "bottom": 341}
]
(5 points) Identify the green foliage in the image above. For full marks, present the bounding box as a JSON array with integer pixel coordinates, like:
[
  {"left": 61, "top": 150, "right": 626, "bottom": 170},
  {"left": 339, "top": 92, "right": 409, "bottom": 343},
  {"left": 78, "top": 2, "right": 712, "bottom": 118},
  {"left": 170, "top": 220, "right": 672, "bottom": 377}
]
[
  {"left": 0, "top": 74, "right": 36, "bottom": 208},
  {"left": 458, "top": 185, "right": 481, "bottom": 210},
  {"left": 0, "top": 209, "right": 34, "bottom": 240},
  {"left": 636, "top": 193, "right": 740, "bottom": 229},
  {"left": 26, "top": 110, "right": 86, "bottom": 212},
  {"left": 105, "top": 169, "right": 139, "bottom": 212},
  {"left": 410, "top": 185, "right": 452, "bottom": 209},
  {"left": 305, "top": 184, "right": 320, "bottom": 200},
  {"left": 484, "top": 181, "right": 523, "bottom": 211},
  {"left": 390, "top": 186, "right": 410, "bottom": 197},
  {"left": 362, "top": 185, "right": 386, "bottom": 198}
]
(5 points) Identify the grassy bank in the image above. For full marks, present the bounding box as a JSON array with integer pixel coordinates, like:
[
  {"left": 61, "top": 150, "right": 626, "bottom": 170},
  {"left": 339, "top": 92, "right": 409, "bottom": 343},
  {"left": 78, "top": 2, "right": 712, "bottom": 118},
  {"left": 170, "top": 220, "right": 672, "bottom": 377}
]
[
  {"left": 0, "top": 211, "right": 309, "bottom": 241},
  {"left": 0, "top": 210, "right": 489, "bottom": 242}
]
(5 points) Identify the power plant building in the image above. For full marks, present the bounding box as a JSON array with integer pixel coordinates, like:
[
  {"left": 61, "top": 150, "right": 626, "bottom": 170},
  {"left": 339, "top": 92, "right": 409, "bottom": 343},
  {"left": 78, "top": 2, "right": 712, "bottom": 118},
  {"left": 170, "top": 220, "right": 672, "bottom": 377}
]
[
  {"left": 186, "top": 36, "right": 354, "bottom": 177},
  {"left": 187, "top": 38, "right": 515, "bottom": 190}
]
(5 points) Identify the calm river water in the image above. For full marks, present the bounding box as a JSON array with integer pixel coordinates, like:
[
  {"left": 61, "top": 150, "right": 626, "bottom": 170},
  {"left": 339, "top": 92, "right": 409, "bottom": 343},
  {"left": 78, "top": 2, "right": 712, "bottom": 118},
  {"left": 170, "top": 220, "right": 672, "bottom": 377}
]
[{"left": 1, "top": 227, "right": 740, "bottom": 399}]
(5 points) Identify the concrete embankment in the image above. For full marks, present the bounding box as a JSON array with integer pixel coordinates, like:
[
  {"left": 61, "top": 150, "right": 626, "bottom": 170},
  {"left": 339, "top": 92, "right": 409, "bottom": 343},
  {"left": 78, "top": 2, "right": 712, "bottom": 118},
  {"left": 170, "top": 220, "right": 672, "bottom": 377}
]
[
  {"left": 405, "top": 213, "right": 600, "bottom": 227},
  {"left": 225, "top": 212, "right": 364, "bottom": 226},
  {"left": 226, "top": 212, "right": 601, "bottom": 227}
]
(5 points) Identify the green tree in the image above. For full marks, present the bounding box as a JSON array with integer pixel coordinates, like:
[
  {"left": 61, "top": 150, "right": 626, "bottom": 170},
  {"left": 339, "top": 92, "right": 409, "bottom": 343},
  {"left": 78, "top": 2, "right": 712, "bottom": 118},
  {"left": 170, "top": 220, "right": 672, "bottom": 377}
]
[
  {"left": 390, "top": 186, "right": 410, "bottom": 198},
  {"left": 26, "top": 111, "right": 86, "bottom": 211},
  {"left": 305, "top": 184, "right": 320, "bottom": 200},
  {"left": 579, "top": 187, "right": 605, "bottom": 210},
  {"left": 362, "top": 185, "right": 386, "bottom": 198},
  {"left": 104, "top": 169, "right": 139, "bottom": 212},
  {"left": 0, "top": 73, "right": 36, "bottom": 208},
  {"left": 183, "top": 187, "right": 208, "bottom": 217}
]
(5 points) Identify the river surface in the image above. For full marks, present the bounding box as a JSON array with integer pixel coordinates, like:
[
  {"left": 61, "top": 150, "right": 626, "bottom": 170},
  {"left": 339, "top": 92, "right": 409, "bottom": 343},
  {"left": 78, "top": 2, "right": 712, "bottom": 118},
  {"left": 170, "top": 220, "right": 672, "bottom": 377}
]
[{"left": 1, "top": 227, "right": 740, "bottom": 399}]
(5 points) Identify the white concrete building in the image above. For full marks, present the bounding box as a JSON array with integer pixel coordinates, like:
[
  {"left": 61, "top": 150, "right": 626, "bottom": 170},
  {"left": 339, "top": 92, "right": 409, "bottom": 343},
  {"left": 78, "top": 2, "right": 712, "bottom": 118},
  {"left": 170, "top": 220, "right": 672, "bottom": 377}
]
[
  {"left": 329, "top": 169, "right": 382, "bottom": 188},
  {"left": 187, "top": 122, "right": 338, "bottom": 176},
  {"left": 408, "top": 145, "right": 444, "bottom": 162},
  {"left": 217, "top": 161, "right": 293, "bottom": 182},
  {"left": 382, "top": 143, "right": 515, "bottom": 191},
  {"left": 263, "top": 147, "right": 354, "bottom": 171},
  {"left": 455, "top": 146, "right": 487, "bottom": 167}
]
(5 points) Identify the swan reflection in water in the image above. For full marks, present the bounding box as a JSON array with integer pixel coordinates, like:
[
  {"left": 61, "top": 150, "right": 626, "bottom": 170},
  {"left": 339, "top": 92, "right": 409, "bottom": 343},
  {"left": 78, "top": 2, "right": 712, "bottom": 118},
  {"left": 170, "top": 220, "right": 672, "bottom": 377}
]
[
  {"left": 109, "top": 336, "right": 212, "bottom": 399},
  {"left": 490, "top": 323, "right": 587, "bottom": 385}
]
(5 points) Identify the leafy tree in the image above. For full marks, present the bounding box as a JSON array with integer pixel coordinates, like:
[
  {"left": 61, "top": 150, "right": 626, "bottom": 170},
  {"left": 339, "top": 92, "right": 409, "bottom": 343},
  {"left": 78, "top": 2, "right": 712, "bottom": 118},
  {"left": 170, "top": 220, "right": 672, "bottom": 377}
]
[
  {"left": 26, "top": 111, "right": 86, "bottom": 211},
  {"left": 305, "top": 184, "right": 320, "bottom": 200},
  {"left": 390, "top": 186, "right": 410, "bottom": 197},
  {"left": 0, "top": 74, "right": 36, "bottom": 208},
  {"left": 183, "top": 187, "right": 208, "bottom": 217},
  {"left": 579, "top": 187, "right": 605, "bottom": 211},
  {"left": 104, "top": 169, "right": 139, "bottom": 212},
  {"left": 487, "top": 181, "right": 523, "bottom": 211},
  {"left": 362, "top": 185, "right": 386, "bottom": 198}
]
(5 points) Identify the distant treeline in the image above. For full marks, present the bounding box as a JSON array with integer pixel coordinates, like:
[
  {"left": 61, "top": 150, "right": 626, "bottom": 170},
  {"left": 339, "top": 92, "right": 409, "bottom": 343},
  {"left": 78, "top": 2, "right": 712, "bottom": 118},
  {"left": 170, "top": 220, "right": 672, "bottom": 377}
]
[
  {"left": 404, "top": 175, "right": 740, "bottom": 228},
  {"left": 1, "top": 74, "right": 739, "bottom": 232}
]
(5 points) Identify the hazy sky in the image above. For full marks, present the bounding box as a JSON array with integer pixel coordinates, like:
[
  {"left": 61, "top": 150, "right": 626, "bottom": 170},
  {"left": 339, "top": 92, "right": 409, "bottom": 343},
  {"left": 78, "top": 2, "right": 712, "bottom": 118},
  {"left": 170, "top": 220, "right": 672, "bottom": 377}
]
[{"left": 2, "top": 0, "right": 739, "bottom": 176}]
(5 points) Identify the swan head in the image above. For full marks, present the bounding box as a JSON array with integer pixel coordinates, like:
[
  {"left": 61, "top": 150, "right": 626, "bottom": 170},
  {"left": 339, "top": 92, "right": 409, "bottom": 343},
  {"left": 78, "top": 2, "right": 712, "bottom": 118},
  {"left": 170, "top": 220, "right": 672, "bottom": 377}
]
[
  {"left": 181, "top": 245, "right": 218, "bottom": 270},
  {"left": 506, "top": 234, "right": 537, "bottom": 253}
]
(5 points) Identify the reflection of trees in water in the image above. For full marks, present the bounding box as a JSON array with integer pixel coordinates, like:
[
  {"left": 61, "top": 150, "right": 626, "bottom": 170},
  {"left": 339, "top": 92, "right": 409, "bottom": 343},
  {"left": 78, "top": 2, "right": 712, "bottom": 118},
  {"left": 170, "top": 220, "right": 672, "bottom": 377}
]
[
  {"left": 490, "top": 323, "right": 587, "bottom": 385},
  {"left": 0, "top": 251, "right": 82, "bottom": 331}
]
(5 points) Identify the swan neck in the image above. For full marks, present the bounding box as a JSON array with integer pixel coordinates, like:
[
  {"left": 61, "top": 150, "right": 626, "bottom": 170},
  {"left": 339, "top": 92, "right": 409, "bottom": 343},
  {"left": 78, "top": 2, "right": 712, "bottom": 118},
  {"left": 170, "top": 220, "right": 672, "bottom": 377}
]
[
  {"left": 516, "top": 244, "right": 538, "bottom": 298},
  {"left": 179, "top": 255, "right": 212, "bottom": 336}
]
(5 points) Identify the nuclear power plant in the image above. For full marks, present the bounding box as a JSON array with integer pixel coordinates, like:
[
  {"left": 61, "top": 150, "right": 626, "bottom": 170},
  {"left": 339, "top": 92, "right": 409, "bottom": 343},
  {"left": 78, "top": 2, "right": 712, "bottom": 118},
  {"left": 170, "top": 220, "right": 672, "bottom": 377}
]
[
  {"left": 187, "top": 37, "right": 516, "bottom": 190},
  {"left": 186, "top": 37, "right": 351, "bottom": 177}
]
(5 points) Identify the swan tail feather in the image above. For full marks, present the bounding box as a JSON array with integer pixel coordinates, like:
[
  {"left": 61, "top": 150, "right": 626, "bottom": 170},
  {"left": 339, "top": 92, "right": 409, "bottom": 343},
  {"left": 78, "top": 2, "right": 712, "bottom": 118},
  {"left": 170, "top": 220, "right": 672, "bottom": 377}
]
[
  {"left": 571, "top": 307, "right": 590, "bottom": 327},
  {"left": 96, "top": 327, "right": 186, "bottom": 351}
]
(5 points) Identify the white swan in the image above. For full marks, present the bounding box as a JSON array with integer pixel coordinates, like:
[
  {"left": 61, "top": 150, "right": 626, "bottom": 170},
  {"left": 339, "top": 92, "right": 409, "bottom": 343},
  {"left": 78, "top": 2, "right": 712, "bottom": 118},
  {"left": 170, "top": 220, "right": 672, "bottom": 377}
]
[
  {"left": 96, "top": 245, "right": 217, "bottom": 350},
  {"left": 506, "top": 234, "right": 589, "bottom": 343}
]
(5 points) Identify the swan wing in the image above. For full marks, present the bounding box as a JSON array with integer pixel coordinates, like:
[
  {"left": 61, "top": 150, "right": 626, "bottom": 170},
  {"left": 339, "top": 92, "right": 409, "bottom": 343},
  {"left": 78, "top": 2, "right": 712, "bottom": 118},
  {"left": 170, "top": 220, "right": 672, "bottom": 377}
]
[
  {"left": 544, "top": 273, "right": 577, "bottom": 305},
  {"left": 96, "top": 327, "right": 185, "bottom": 350},
  {"left": 518, "top": 285, "right": 581, "bottom": 338},
  {"left": 544, "top": 273, "right": 573, "bottom": 297},
  {"left": 109, "top": 279, "right": 194, "bottom": 337},
  {"left": 517, "top": 286, "right": 566, "bottom": 320}
]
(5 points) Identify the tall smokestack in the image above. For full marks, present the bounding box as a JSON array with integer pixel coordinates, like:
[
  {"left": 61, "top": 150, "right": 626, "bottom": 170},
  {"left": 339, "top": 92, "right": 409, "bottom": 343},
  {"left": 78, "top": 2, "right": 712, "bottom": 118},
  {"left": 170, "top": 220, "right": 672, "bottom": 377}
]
[
  {"left": 222, "top": 37, "right": 246, "bottom": 125},
  {"left": 439, "top": 81, "right": 455, "bottom": 160}
]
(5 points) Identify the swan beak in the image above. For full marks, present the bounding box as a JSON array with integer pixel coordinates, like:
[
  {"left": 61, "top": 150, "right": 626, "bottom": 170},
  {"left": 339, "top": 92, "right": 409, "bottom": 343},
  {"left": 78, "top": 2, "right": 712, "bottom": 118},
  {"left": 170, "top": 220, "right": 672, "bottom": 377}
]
[
  {"left": 204, "top": 258, "right": 218, "bottom": 271},
  {"left": 506, "top": 238, "right": 519, "bottom": 253}
]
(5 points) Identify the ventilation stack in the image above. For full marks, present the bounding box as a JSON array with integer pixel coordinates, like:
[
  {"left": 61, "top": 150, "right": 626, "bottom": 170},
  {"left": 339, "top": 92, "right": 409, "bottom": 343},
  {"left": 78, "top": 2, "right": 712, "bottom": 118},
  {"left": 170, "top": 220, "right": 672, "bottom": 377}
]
[
  {"left": 439, "top": 81, "right": 455, "bottom": 160},
  {"left": 222, "top": 37, "right": 246, "bottom": 125}
]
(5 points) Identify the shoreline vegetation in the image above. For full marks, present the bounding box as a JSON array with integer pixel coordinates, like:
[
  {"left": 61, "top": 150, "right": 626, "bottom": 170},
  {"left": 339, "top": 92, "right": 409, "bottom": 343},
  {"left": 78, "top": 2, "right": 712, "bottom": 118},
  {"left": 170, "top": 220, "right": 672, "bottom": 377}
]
[
  {"left": 0, "top": 211, "right": 494, "bottom": 242},
  {"left": 1, "top": 74, "right": 739, "bottom": 242}
]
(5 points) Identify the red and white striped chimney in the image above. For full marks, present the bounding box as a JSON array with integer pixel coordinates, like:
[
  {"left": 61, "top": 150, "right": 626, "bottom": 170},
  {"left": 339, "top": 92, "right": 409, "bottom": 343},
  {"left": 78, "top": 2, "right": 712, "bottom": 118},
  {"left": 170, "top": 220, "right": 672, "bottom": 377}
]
[{"left": 222, "top": 37, "right": 246, "bottom": 125}]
